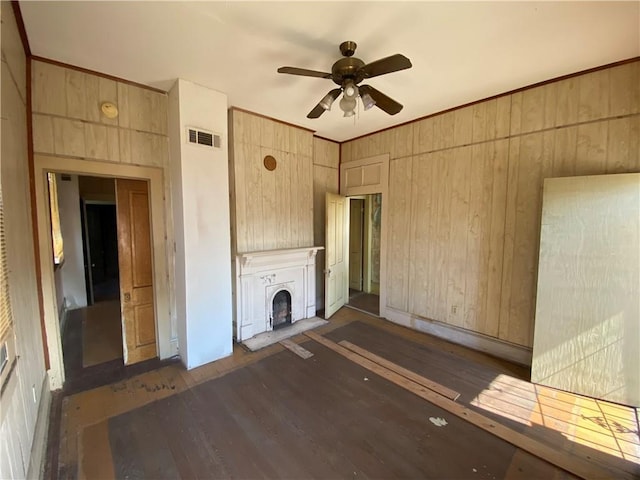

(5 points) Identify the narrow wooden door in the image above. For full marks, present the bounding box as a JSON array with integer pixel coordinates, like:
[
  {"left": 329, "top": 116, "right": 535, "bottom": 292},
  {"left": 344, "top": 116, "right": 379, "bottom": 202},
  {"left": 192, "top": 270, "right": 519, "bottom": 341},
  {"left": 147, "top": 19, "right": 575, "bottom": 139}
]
[
  {"left": 349, "top": 199, "right": 364, "bottom": 291},
  {"left": 325, "top": 193, "right": 349, "bottom": 319},
  {"left": 115, "top": 179, "right": 157, "bottom": 364}
]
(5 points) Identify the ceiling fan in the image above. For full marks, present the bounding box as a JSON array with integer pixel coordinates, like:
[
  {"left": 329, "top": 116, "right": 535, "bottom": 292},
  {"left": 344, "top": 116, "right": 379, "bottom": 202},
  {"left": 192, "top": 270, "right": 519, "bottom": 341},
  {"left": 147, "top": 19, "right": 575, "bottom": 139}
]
[{"left": 277, "top": 41, "right": 412, "bottom": 119}]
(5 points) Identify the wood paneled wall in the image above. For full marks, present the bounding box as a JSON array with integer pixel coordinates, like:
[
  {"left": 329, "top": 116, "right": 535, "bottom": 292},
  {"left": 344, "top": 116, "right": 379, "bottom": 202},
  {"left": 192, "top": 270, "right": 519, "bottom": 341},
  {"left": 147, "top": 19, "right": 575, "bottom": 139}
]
[
  {"left": 228, "top": 109, "right": 315, "bottom": 253},
  {"left": 31, "top": 60, "right": 169, "bottom": 166},
  {"left": 313, "top": 137, "right": 340, "bottom": 308},
  {"left": 1, "top": 5, "right": 48, "bottom": 477},
  {"left": 341, "top": 60, "right": 640, "bottom": 348}
]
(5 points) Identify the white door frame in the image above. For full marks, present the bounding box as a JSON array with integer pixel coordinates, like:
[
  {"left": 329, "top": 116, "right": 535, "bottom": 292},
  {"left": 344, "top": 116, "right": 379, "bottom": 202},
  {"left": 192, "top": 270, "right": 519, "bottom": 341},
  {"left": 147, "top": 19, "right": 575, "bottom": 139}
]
[
  {"left": 340, "top": 154, "right": 389, "bottom": 319},
  {"left": 33, "top": 154, "right": 174, "bottom": 389}
]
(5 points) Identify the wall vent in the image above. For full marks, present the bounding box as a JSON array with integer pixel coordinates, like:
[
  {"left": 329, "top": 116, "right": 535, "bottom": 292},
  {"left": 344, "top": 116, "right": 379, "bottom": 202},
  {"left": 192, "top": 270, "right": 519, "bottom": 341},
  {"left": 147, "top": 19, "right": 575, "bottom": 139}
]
[{"left": 187, "top": 127, "right": 221, "bottom": 149}]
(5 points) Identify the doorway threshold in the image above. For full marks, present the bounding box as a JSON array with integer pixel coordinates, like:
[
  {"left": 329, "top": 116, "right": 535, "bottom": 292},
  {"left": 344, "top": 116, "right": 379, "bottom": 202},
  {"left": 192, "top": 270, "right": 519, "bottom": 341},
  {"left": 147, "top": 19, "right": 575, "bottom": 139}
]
[{"left": 345, "top": 304, "right": 381, "bottom": 318}]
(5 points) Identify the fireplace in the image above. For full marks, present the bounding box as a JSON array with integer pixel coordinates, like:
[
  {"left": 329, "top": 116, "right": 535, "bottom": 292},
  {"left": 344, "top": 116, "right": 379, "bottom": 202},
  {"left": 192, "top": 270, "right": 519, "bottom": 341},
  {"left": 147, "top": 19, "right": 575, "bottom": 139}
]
[
  {"left": 271, "top": 290, "right": 292, "bottom": 330},
  {"left": 234, "top": 247, "right": 323, "bottom": 341}
]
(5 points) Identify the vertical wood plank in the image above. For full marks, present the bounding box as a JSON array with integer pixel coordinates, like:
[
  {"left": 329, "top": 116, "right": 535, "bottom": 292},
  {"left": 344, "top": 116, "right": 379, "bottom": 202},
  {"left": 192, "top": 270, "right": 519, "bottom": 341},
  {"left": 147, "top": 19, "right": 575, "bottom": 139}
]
[
  {"left": 576, "top": 122, "right": 609, "bottom": 175},
  {"left": 32, "top": 61, "right": 66, "bottom": 115},
  {"left": 246, "top": 144, "right": 264, "bottom": 252},
  {"left": 413, "top": 118, "right": 434, "bottom": 155},
  {"left": 433, "top": 111, "right": 455, "bottom": 150},
  {"left": 390, "top": 124, "right": 413, "bottom": 159},
  {"left": 65, "top": 69, "right": 86, "bottom": 120},
  {"left": 433, "top": 149, "right": 452, "bottom": 321},
  {"left": 551, "top": 126, "right": 578, "bottom": 177},
  {"left": 578, "top": 69, "right": 610, "bottom": 122},
  {"left": 463, "top": 143, "right": 488, "bottom": 331},
  {"left": 407, "top": 154, "right": 428, "bottom": 317},
  {"left": 446, "top": 146, "right": 471, "bottom": 328},
  {"left": 52, "top": 117, "right": 86, "bottom": 157},
  {"left": 387, "top": 157, "right": 413, "bottom": 311},
  {"left": 84, "top": 123, "right": 108, "bottom": 160},
  {"left": 453, "top": 107, "right": 473, "bottom": 147},
  {"left": 484, "top": 139, "right": 509, "bottom": 337},
  {"left": 117, "top": 82, "right": 131, "bottom": 129},
  {"left": 554, "top": 77, "right": 580, "bottom": 128},
  {"left": 261, "top": 147, "right": 278, "bottom": 250},
  {"left": 32, "top": 114, "right": 55, "bottom": 154}
]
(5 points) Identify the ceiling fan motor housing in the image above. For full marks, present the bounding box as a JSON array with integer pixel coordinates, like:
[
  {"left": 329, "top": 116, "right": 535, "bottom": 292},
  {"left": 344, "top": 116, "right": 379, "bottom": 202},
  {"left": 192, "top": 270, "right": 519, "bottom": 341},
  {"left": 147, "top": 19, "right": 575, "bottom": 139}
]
[{"left": 331, "top": 57, "right": 366, "bottom": 86}]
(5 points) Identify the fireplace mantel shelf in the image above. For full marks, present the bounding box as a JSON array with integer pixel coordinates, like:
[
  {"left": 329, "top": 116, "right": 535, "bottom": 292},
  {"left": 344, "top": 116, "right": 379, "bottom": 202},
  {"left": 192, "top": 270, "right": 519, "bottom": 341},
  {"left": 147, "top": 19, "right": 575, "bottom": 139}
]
[{"left": 237, "top": 246, "right": 324, "bottom": 269}]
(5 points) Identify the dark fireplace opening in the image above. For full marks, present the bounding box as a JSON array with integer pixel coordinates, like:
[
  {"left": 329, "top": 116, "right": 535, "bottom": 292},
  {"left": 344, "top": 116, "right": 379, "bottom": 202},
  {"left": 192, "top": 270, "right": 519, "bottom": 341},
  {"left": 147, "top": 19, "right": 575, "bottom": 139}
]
[{"left": 272, "top": 290, "right": 292, "bottom": 330}]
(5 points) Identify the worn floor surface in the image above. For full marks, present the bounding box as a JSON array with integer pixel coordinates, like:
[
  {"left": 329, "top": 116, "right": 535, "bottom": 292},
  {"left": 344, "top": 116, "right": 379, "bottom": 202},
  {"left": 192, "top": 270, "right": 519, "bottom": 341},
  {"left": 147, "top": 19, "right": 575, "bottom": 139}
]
[
  {"left": 81, "top": 300, "right": 123, "bottom": 368},
  {"left": 49, "top": 308, "right": 639, "bottom": 479},
  {"left": 347, "top": 290, "right": 380, "bottom": 316}
]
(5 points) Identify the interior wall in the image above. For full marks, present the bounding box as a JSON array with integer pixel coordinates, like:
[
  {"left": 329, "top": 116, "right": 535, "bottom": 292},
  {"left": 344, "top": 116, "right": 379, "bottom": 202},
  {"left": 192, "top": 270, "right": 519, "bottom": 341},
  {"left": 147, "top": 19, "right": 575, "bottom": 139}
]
[
  {"left": 341, "top": 60, "right": 640, "bottom": 349},
  {"left": 0, "top": 3, "right": 48, "bottom": 478},
  {"left": 56, "top": 174, "right": 87, "bottom": 309},
  {"left": 30, "top": 59, "right": 178, "bottom": 373},
  {"left": 228, "top": 109, "right": 314, "bottom": 254},
  {"left": 312, "top": 137, "right": 340, "bottom": 309},
  {"left": 168, "top": 79, "right": 232, "bottom": 369}
]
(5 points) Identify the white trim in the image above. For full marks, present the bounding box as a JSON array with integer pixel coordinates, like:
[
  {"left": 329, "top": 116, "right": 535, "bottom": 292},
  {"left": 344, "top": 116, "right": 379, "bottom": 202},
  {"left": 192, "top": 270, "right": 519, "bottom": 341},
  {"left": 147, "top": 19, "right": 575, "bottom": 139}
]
[
  {"left": 26, "top": 375, "right": 51, "bottom": 479},
  {"left": 34, "top": 155, "right": 173, "bottom": 389},
  {"left": 384, "top": 307, "right": 533, "bottom": 366},
  {"left": 340, "top": 153, "right": 389, "bottom": 320}
]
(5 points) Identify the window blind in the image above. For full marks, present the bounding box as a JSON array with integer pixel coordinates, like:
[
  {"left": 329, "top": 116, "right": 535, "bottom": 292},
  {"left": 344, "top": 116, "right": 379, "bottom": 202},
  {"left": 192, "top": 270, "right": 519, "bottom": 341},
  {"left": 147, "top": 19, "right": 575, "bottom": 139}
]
[{"left": 0, "top": 186, "right": 13, "bottom": 344}]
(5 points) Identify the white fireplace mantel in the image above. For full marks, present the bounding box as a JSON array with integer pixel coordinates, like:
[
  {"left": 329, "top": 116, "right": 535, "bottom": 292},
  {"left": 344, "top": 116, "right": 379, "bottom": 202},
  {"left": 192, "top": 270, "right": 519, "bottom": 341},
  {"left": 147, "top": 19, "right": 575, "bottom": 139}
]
[{"left": 234, "top": 247, "right": 323, "bottom": 341}]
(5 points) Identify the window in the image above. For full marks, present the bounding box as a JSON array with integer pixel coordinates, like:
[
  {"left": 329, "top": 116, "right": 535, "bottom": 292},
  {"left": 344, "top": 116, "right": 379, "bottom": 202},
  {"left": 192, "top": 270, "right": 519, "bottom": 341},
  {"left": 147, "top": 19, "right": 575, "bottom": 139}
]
[
  {"left": 0, "top": 185, "right": 16, "bottom": 386},
  {"left": 48, "top": 173, "right": 64, "bottom": 265}
]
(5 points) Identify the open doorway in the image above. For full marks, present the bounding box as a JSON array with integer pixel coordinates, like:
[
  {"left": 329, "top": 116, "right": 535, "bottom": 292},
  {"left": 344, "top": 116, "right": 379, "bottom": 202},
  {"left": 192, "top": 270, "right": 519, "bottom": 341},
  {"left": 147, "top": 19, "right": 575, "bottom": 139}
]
[
  {"left": 347, "top": 194, "right": 381, "bottom": 316},
  {"left": 48, "top": 172, "right": 159, "bottom": 391},
  {"left": 50, "top": 174, "right": 124, "bottom": 387}
]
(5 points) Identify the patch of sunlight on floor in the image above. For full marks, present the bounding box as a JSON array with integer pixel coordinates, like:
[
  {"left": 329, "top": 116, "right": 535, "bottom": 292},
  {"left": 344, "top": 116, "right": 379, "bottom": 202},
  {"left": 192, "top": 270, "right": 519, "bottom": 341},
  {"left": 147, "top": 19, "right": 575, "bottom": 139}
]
[{"left": 470, "top": 374, "right": 640, "bottom": 463}]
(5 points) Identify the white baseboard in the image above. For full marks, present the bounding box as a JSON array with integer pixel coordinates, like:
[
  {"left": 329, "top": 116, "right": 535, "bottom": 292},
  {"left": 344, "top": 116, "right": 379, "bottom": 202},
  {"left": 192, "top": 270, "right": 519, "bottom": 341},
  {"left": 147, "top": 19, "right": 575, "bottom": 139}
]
[
  {"left": 384, "top": 307, "right": 532, "bottom": 366},
  {"left": 26, "top": 375, "right": 52, "bottom": 479}
]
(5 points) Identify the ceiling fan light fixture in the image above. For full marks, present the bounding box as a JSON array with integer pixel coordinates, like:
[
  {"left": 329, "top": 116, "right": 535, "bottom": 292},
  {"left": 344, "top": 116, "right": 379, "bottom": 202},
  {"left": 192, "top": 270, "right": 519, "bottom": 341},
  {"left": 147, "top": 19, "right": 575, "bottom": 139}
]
[
  {"left": 343, "top": 109, "right": 356, "bottom": 118},
  {"left": 361, "top": 92, "right": 376, "bottom": 111},
  {"left": 319, "top": 92, "right": 336, "bottom": 111},
  {"left": 339, "top": 95, "right": 357, "bottom": 115},
  {"left": 343, "top": 80, "right": 358, "bottom": 99}
]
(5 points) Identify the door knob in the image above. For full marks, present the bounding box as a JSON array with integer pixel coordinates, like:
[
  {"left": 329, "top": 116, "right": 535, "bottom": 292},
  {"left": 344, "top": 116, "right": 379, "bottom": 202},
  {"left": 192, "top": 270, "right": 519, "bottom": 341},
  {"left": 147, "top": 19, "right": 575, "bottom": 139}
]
[{"left": 124, "top": 292, "right": 131, "bottom": 302}]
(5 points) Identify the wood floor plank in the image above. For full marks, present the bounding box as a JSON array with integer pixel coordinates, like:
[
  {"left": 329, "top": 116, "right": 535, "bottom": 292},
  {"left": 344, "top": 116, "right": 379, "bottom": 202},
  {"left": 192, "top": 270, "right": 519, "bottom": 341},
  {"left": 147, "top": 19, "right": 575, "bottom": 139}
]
[
  {"left": 338, "top": 339, "right": 461, "bottom": 401},
  {"left": 279, "top": 338, "right": 314, "bottom": 359}
]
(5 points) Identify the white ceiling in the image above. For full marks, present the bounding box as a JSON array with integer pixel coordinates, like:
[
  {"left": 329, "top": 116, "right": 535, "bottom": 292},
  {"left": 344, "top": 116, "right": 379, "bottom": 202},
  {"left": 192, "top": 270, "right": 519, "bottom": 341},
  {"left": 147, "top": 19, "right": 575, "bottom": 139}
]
[{"left": 20, "top": 1, "right": 640, "bottom": 142}]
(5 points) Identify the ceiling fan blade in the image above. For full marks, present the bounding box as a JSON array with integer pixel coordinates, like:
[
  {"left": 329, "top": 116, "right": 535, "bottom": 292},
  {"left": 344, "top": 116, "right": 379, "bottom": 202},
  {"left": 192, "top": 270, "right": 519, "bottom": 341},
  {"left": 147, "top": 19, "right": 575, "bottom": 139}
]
[
  {"left": 278, "top": 67, "right": 332, "bottom": 79},
  {"left": 359, "top": 85, "right": 403, "bottom": 115},
  {"left": 307, "top": 88, "right": 342, "bottom": 118},
  {"left": 360, "top": 54, "right": 412, "bottom": 79}
]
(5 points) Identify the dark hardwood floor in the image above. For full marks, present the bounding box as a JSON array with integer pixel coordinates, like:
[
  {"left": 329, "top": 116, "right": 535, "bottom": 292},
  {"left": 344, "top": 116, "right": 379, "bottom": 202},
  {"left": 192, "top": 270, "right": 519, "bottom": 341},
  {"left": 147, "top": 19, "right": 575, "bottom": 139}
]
[
  {"left": 48, "top": 308, "right": 640, "bottom": 479},
  {"left": 348, "top": 289, "right": 380, "bottom": 316}
]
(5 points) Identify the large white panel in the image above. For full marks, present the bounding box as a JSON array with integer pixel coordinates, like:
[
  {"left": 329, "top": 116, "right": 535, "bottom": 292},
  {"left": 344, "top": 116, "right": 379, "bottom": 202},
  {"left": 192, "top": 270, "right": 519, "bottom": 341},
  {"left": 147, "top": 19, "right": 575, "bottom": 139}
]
[{"left": 532, "top": 173, "right": 640, "bottom": 407}]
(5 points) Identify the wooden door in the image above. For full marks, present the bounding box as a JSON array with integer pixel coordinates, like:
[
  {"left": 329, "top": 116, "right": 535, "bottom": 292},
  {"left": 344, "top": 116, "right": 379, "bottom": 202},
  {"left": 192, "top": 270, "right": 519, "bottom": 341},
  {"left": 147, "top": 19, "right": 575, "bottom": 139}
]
[
  {"left": 325, "top": 193, "right": 349, "bottom": 319},
  {"left": 116, "top": 179, "right": 157, "bottom": 364},
  {"left": 349, "top": 199, "right": 364, "bottom": 291}
]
